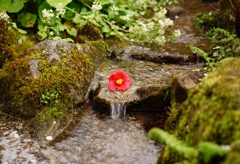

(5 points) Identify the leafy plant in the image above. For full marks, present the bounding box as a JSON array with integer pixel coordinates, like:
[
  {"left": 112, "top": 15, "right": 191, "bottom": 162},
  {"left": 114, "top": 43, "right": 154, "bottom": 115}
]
[
  {"left": 40, "top": 87, "right": 60, "bottom": 106},
  {"left": 148, "top": 128, "right": 230, "bottom": 164},
  {"left": 194, "top": 11, "right": 219, "bottom": 32},
  {"left": 0, "top": 0, "right": 28, "bottom": 13},
  {"left": 190, "top": 45, "right": 216, "bottom": 70},
  {"left": 210, "top": 28, "right": 240, "bottom": 61},
  {"left": 1, "top": 0, "right": 180, "bottom": 45},
  {"left": 18, "top": 12, "right": 37, "bottom": 27},
  {"left": 148, "top": 128, "right": 199, "bottom": 162},
  {"left": 198, "top": 141, "right": 229, "bottom": 163},
  {"left": 190, "top": 27, "right": 239, "bottom": 71}
]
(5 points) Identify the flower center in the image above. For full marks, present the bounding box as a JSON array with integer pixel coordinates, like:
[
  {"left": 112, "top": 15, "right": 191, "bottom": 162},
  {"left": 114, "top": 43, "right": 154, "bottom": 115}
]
[{"left": 116, "top": 78, "right": 123, "bottom": 85}]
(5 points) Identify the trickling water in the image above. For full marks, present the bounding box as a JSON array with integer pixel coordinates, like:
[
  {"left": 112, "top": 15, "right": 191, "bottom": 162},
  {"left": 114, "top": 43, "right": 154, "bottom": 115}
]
[
  {"left": 0, "top": 108, "right": 162, "bottom": 164},
  {"left": 110, "top": 103, "right": 126, "bottom": 119}
]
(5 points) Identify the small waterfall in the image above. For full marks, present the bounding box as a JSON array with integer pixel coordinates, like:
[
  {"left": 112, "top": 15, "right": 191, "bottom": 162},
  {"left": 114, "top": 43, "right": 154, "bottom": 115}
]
[{"left": 110, "top": 103, "right": 126, "bottom": 119}]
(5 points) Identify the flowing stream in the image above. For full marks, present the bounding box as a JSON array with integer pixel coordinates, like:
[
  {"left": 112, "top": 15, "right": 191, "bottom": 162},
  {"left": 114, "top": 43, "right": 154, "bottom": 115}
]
[
  {"left": 0, "top": 107, "right": 162, "bottom": 164},
  {"left": 0, "top": 0, "right": 218, "bottom": 163},
  {"left": 110, "top": 103, "right": 127, "bottom": 119}
]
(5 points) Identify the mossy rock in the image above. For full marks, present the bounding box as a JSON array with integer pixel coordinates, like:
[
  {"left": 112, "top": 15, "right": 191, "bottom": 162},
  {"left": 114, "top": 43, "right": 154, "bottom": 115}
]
[
  {"left": 0, "top": 19, "right": 34, "bottom": 68},
  {"left": 0, "top": 40, "right": 109, "bottom": 120},
  {"left": 161, "top": 57, "right": 240, "bottom": 163},
  {"left": 222, "top": 140, "right": 240, "bottom": 164}
]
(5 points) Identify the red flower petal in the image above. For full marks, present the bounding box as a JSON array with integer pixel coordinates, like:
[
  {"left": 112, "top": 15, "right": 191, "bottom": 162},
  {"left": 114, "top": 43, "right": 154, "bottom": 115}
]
[{"left": 108, "top": 70, "right": 132, "bottom": 91}]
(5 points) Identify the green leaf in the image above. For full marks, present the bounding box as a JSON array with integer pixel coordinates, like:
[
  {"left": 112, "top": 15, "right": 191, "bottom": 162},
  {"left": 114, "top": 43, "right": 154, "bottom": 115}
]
[
  {"left": 58, "top": 24, "right": 67, "bottom": 31},
  {"left": 0, "top": 0, "right": 11, "bottom": 11},
  {"left": 97, "top": 0, "right": 111, "bottom": 5},
  {"left": 11, "top": 22, "right": 27, "bottom": 34},
  {"left": 17, "top": 12, "right": 37, "bottom": 28},
  {"left": 38, "top": 30, "right": 48, "bottom": 39},
  {"left": 46, "top": 0, "right": 72, "bottom": 8},
  {"left": 62, "top": 38, "right": 74, "bottom": 42},
  {"left": 108, "top": 10, "right": 115, "bottom": 20},
  {"left": 64, "top": 1, "right": 81, "bottom": 19},
  {"left": 0, "top": 0, "right": 28, "bottom": 13},
  {"left": 67, "top": 27, "right": 77, "bottom": 37},
  {"left": 102, "top": 25, "right": 111, "bottom": 34}
]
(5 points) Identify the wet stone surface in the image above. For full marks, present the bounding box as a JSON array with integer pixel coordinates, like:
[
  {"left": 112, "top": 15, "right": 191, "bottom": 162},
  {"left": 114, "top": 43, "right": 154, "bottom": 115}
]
[
  {"left": 0, "top": 108, "right": 162, "bottom": 164},
  {"left": 92, "top": 57, "right": 203, "bottom": 110}
]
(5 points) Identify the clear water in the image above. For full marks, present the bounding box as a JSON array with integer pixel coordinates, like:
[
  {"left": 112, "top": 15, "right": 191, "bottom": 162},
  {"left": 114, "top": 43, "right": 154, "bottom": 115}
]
[
  {"left": 110, "top": 103, "right": 127, "bottom": 119},
  {"left": 0, "top": 108, "right": 162, "bottom": 164}
]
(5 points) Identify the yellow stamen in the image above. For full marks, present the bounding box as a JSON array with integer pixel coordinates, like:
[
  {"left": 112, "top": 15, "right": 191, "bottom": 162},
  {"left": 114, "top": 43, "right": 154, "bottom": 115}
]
[{"left": 116, "top": 78, "right": 123, "bottom": 85}]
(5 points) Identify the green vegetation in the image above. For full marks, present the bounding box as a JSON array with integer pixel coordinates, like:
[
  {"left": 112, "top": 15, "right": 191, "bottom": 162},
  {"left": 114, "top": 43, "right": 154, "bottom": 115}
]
[
  {"left": 194, "top": 11, "right": 219, "bottom": 32},
  {"left": 190, "top": 28, "right": 240, "bottom": 71},
  {"left": 0, "top": 18, "right": 34, "bottom": 67},
  {"left": 190, "top": 45, "right": 217, "bottom": 70},
  {"left": 148, "top": 128, "right": 229, "bottom": 164},
  {"left": 154, "top": 58, "right": 240, "bottom": 164},
  {"left": 0, "top": 0, "right": 180, "bottom": 45},
  {"left": 148, "top": 128, "right": 199, "bottom": 164},
  {"left": 0, "top": 40, "right": 108, "bottom": 122}
]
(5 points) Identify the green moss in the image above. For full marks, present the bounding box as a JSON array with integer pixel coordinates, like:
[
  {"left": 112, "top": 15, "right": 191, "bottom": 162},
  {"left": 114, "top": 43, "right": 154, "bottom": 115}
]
[
  {"left": 0, "top": 40, "right": 109, "bottom": 121},
  {"left": 223, "top": 140, "right": 240, "bottom": 164},
  {"left": 161, "top": 58, "right": 240, "bottom": 163},
  {"left": 38, "top": 105, "right": 67, "bottom": 123},
  {"left": 0, "top": 20, "right": 34, "bottom": 67}
]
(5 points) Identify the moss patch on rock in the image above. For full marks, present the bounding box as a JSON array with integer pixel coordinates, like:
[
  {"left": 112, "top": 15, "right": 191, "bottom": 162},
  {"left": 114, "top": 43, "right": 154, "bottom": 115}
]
[
  {"left": 0, "top": 40, "right": 109, "bottom": 122},
  {"left": 161, "top": 57, "right": 240, "bottom": 163},
  {"left": 0, "top": 20, "right": 34, "bottom": 68}
]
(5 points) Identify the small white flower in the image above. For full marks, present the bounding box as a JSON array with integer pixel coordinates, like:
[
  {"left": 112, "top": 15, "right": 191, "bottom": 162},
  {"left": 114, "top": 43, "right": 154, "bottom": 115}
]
[
  {"left": 121, "top": 14, "right": 131, "bottom": 21},
  {"left": 158, "top": 28, "right": 165, "bottom": 35},
  {"left": 154, "top": 36, "right": 166, "bottom": 45},
  {"left": 158, "top": 20, "right": 164, "bottom": 26},
  {"left": 92, "top": 1, "right": 102, "bottom": 11},
  {"left": 147, "top": 22, "right": 155, "bottom": 30},
  {"left": 56, "top": 3, "right": 66, "bottom": 15},
  {"left": 42, "top": 9, "right": 54, "bottom": 22},
  {"left": 139, "top": 22, "right": 148, "bottom": 32},
  {"left": 164, "top": 18, "right": 174, "bottom": 26},
  {"left": 110, "top": 5, "right": 119, "bottom": 11},
  {"left": 156, "top": 8, "right": 167, "bottom": 19},
  {"left": 173, "top": 29, "right": 181, "bottom": 38}
]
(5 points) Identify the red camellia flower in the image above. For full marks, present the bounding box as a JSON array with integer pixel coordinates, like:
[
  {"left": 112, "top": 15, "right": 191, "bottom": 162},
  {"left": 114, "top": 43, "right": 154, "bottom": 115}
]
[{"left": 108, "top": 70, "right": 132, "bottom": 91}]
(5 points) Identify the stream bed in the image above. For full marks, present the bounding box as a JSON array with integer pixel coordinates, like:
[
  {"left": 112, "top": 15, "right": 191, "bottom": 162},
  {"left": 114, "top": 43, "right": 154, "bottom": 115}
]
[
  {"left": 0, "top": 0, "right": 218, "bottom": 163},
  {"left": 0, "top": 107, "right": 163, "bottom": 164}
]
